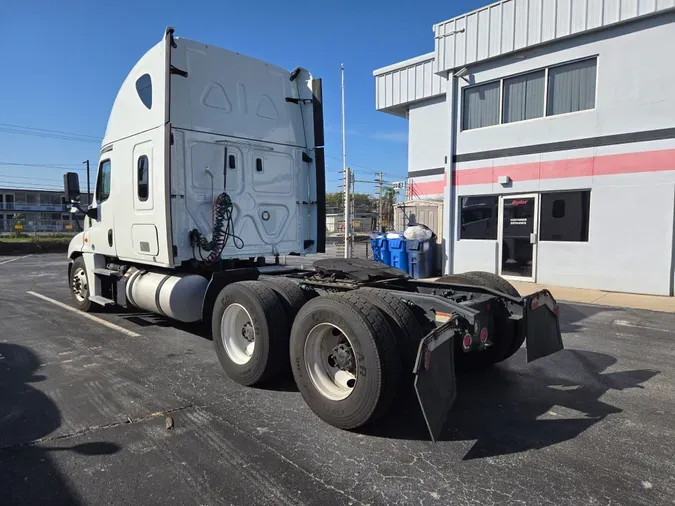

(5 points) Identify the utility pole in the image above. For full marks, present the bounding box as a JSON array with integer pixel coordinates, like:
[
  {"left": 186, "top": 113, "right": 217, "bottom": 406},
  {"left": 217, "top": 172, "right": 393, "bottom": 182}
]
[
  {"left": 344, "top": 166, "right": 351, "bottom": 257},
  {"left": 341, "top": 63, "right": 351, "bottom": 258},
  {"left": 376, "top": 171, "right": 384, "bottom": 232},
  {"left": 82, "top": 160, "right": 90, "bottom": 205}
]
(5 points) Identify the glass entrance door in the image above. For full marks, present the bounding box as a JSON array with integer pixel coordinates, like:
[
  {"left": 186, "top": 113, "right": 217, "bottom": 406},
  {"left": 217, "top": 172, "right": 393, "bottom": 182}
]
[{"left": 499, "top": 194, "right": 538, "bottom": 281}]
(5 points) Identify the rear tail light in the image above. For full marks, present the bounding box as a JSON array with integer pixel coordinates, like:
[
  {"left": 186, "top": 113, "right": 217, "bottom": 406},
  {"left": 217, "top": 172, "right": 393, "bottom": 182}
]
[
  {"left": 479, "top": 327, "right": 488, "bottom": 343},
  {"left": 462, "top": 334, "right": 472, "bottom": 349}
]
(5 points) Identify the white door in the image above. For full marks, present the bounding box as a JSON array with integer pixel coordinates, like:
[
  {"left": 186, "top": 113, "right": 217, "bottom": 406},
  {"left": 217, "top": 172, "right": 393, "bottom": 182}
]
[
  {"left": 87, "top": 158, "right": 117, "bottom": 257},
  {"left": 498, "top": 194, "right": 539, "bottom": 282}
]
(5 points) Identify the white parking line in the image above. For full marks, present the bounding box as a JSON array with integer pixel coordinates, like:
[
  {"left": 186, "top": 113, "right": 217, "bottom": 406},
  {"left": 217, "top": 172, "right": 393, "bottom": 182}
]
[
  {"left": 613, "top": 319, "right": 672, "bottom": 333},
  {"left": 26, "top": 291, "right": 141, "bottom": 337},
  {"left": 0, "top": 254, "right": 33, "bottom": 265}
]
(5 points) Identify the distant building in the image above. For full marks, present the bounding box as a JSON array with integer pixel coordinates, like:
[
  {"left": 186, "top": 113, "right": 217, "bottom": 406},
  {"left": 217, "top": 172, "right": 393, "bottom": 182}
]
[{"left": 0, "top": 188, "right": 92, "bottom": 233}]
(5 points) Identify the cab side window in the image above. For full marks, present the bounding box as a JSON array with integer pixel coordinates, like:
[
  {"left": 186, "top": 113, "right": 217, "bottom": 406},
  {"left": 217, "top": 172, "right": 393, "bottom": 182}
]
[
  {"left": 137, "top": 155, "right": 149, "bottom": 202},
  {"left": 96, "top": 160, "right": 112, "bottom": 203}
]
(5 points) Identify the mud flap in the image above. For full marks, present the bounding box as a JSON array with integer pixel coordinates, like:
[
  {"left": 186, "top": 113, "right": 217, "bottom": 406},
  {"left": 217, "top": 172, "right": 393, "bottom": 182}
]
[
  {"left": 524, "top": 289, "right": 564, "bottom": 362},
  {"left": 413, "top": 322, "right": 456, "bottom": 443}
]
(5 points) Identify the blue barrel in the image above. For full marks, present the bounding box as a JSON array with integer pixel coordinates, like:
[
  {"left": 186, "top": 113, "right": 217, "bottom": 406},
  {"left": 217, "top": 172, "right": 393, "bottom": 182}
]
[
  {"left": 407, "top": 236, "right": 438, "bottom": 279},
  {"left": 387, "top": 233, "right": 409, "bottom": 273},
  {"left": 369, "top": 234, "right": 389, "bottom": 265}
]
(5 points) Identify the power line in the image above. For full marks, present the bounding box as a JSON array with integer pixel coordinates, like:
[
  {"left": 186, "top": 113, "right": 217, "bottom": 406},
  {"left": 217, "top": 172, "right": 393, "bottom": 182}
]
[
  {"left": 0, "top": 123, "right": 101, "bottom": 140},
  {"left": 0, "top": 123, "right": 101, "bottom": 144},
  {"left": 0, "top": 161, "right": 86, "bottom": 170},
  {"left": 0, "top": 127, "right": 101, "bottom": 144},
  {"left": 0, "top": 174, "right": 65, "bottom": 183}
]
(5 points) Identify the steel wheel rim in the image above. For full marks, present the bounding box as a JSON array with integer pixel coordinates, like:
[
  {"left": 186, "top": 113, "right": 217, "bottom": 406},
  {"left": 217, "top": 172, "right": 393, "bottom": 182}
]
[
  {"left": 221, "top": 303, "right": 255, "bottom": 365},
  {"left": 71, "top": 267, "right": 88, "bottom": 302},
  {"left": 304, "top": 323, "right": 357, "bottom": 401}
]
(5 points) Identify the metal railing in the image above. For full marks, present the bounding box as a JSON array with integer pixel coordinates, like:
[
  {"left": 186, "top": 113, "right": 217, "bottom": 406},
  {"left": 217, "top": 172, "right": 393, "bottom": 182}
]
[{"left": 0, "top": 202, "right": 67, "bottom": 212}]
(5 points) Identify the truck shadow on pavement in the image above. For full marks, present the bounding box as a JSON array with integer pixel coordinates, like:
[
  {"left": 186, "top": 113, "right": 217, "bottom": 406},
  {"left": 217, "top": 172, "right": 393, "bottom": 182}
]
[
  {"left": 0, "top": 343, "right": 120, "bottom": 505},
  {"left": 367, "top": 349, "right": 659, "bottom": 460}
]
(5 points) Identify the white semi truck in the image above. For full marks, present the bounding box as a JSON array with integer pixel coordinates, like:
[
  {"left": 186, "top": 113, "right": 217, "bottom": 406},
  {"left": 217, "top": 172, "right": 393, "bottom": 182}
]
[{"left": 64, "top": 28, "right": 564, "bottom": 441}]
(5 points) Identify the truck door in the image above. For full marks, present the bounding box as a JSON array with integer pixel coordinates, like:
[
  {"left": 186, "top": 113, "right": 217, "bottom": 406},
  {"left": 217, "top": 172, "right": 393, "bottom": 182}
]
[{"left": 86, "top": 158, "right": 117, "bottom": 256}]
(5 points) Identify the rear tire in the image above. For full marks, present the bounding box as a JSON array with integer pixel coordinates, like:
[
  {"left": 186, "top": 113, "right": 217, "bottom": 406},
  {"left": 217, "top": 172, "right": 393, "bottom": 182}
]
[
  {"left": 260, "top": 276, "right": 315, "bottom": 326},
  {"left": 290, "top": 293, "right": 400, "bottom": 430},
  {"left": 69, "top": 256, "right": 93, "bottom": 312},
  {"left": 355, "top": 287, "right": 425, "bottom": 373},
  {"left": 212, "top": 281, "right": 288, "bottom": 386},
  {"left": 439, "top": 271, "right": 523, "bottom": 368}
]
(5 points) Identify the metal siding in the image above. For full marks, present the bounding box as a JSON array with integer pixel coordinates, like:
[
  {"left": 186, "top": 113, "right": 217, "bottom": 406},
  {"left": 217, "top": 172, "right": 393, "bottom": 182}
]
[
  {"left": 393, "top": 71, "right": 401, "bottom": 105},
  {"left": 542, "top": 0, "right": 558, "bottom": 41},
  {"left": 502, "top": 0, "right": 516, "bottom": 51},
  {"left": 466, "top": 13, "right": 479, "bottom": 63},
  {"left": 489, "top": 4, "right": 503, "bottom": 56},
  {"left": 514, "top": 0, "right": 529, "bottom": 49},
  {"left": 557, "top": 0, "right": 573, "bottom": 36},
  {"left": 444, "top": 22, "right": 456, "bottom": 70},
  {"left": 478, "top": 8, "right": 491, "bottom": 60},
  {"left": 423, "top": 61, "right": 433, "bottom": 97},
  {"left": 528, "top": 0, "right": 544, "bottom": 45},
  {"left": 571, "top": 0, "right": 589, "bottom": 32},
  {"left": 431, "top": 0, "right": 675, "bottom": 74},
  {"left": 415, "top": 65, "right": 424, "bottom": 100},
  {"left": 385, "top": 73, "right": 394, "bottom": 107},
  {"left": 456, "top": 17, "right": 468, "bottom": 66},
  {"left": 588, "top": 0, "right": 605, "bottom": 27},
  {"left": 377, "top": 76, "right": 386, "bottom": 109},
  {"left": 639, "top": 0, "right": 657, "bottom": 14},
  {"left": 621, "top": 0, "right": 639, "bottom": 18},
  {"left": 408, "top": 67, "right": 416, "bottom": 102},
  {"left": 604, "top": 0, "right": 621, "bottom": 24}
]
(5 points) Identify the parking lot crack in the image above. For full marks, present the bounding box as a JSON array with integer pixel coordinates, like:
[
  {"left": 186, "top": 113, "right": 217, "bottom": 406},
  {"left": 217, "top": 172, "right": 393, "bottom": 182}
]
[{"left": 0, "top": 403, "right": 195, "bottom": 452}]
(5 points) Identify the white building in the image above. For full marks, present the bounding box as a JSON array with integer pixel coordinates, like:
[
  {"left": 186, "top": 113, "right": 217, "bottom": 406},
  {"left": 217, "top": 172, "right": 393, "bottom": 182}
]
[{"left": 374, "top": 0, "right": 675, "bottom": 296}]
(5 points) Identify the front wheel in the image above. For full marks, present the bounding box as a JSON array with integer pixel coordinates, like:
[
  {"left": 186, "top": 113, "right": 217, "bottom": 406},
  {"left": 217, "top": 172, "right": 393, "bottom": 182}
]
[{"left": 69, "top": 256, "right": 93, "bottom": 312}]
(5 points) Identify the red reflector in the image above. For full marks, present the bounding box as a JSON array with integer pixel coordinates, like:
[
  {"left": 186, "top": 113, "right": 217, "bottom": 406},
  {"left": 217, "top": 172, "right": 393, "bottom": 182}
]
[
  {"left": 486, "top": 303, "right": 491, "bottom": 311},
  {"left": 531, "top": 299, "right": 540, "bottom": 310},
  {"left": 480, "top": 327, "right": 488, "bottom": 343},
  {"left": 462, "top": 334, "right": 472, "bottom": 348}
]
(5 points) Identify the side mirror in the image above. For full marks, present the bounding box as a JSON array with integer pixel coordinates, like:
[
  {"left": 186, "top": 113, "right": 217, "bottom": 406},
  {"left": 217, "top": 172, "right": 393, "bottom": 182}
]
[{"left": 63, "top": 172, "right": 81, "bottom": 202}]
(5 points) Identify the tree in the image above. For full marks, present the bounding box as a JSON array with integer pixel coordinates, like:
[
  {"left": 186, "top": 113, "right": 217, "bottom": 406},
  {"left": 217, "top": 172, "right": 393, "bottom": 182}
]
[
  {"left": 381, "top": 187, "right": 396, "bottom": 232},
  {"left": 325, "top": 192, "right": 376, "bottom": 213}
]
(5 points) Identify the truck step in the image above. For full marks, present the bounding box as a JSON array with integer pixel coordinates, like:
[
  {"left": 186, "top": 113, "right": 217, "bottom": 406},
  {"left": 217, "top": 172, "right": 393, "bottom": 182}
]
[
  {"left": 89, "top": 295, "right": 115, "bottom": 306},
  {"left": 94, "top": 268, "right": 121, "bottom": 277}
]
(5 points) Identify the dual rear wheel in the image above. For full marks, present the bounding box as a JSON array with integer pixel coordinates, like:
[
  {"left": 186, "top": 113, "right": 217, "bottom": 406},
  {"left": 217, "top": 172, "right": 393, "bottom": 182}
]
[{"left": 212, "top": 281, "right": 419, "bottom": 429}]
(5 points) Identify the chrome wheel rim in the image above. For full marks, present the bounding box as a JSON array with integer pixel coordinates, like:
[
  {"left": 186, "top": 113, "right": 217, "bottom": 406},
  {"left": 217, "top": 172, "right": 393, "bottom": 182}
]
[
  {"left": 221, "top": 303, "right": 255, "bottom": 365},
  {"left": 304, "top": 323, "right": 357, "bottom": 401},
  {"left": 71, "top": 267, "right": 88, "bottom": 302}
]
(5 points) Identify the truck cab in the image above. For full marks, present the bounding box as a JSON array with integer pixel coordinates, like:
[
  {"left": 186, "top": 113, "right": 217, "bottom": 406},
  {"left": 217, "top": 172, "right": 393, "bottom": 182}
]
[{"left": 67, "top": 27, "right": 324, "bottom": 301}]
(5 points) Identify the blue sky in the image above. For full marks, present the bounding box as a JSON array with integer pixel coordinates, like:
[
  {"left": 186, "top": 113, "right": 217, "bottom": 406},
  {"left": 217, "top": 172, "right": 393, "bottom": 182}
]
[{"left": 0, "top": 0, "right": 481, "bottom": 195}]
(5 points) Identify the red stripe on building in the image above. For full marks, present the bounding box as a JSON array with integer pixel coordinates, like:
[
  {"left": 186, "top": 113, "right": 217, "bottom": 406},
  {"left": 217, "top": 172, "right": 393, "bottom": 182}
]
[{"left": 410, "top": 149, "right": 675, "bottom": 195}]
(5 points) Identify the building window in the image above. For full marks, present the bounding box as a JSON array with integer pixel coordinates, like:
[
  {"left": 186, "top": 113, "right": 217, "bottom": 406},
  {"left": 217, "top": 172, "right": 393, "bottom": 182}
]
[
  {"left": 462, "top": 81, "right": 500, "bottom": 130},
  {"left": 96, "top": 160, "right": 112, "bottom": 203},
  {"left": 461, "top": 57, "right": 597, "bottom": 130},
  {"left": 540, "top": 191, "right": 590, "bottom": 242},
  {"left": 137, "top": 155, "right": 149, "bottom": 202},
  {"left": 547, "top": 58, "right": 597, "bottom": 116},
  {"left": 136, "top": 74, "right": 152, "bottom": 110},
  {"left": 460, "top": 195, "right": 498, "bottom": 240},
  {"left": 502, "top": 70, "right": 545, "bottom": 123}
]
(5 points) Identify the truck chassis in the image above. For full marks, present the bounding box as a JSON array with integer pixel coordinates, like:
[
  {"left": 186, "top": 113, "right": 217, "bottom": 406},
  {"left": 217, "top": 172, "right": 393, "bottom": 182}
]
[{"left": 68, "top": 254, "right": 563, "bottom": 441}]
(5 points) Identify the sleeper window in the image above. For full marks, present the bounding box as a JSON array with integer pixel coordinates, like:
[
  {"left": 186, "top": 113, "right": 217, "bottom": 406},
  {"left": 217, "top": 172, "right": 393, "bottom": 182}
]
[{"left": 137, "top": 155, "right": 149, "bottom": 202}]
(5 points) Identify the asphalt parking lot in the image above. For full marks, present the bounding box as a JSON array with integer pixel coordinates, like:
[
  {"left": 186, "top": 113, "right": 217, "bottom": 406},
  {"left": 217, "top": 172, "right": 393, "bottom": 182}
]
[{"left": 1, "top": 253, "right": 674, "bottom": 505}]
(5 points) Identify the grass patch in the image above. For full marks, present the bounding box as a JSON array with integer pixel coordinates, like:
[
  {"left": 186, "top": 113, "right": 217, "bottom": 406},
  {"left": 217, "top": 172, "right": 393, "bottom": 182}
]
[{"left": 0, "top": 236, "right": 73, "bottom": 244}]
